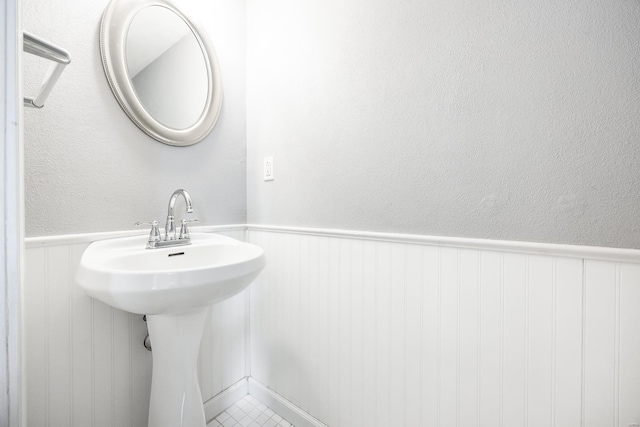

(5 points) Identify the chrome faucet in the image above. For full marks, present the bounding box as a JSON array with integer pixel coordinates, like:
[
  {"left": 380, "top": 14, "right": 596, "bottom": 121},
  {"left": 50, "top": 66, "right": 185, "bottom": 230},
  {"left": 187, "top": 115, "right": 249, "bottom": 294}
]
[
  {"left": 135, "top": 189, "right": 198, "bottom": 249},
  {"left": 165, "top": 189, "right": 193, "bottom": 241}
]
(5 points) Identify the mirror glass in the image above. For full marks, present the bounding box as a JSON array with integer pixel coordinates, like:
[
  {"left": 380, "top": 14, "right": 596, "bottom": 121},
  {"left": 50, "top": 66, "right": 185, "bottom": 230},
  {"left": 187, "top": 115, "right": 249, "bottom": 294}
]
[
  {"left": 100, "top": 0, "right": 223, "bottom": 146},
  {"left": 126, "top": 6, "right": 207, "bottom": 130}
]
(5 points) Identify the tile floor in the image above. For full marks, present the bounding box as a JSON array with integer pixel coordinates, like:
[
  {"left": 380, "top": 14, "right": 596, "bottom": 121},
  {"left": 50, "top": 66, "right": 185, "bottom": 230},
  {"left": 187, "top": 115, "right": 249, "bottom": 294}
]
[{"left": 207, "top": 395, "right": 295, "bottom": 427}]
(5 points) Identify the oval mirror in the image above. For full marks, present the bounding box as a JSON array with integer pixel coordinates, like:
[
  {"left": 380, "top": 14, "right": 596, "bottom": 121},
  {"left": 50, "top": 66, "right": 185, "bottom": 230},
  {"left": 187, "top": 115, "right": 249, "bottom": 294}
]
[{"left": 100, "top": 0, "right": 223, "bottom": 146}]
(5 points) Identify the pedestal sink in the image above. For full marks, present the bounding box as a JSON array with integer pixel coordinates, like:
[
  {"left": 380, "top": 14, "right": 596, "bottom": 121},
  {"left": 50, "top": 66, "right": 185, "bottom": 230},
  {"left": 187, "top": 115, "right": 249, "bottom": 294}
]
[{"left": 75, "top": 232, "right": 265, "bottom": 427}]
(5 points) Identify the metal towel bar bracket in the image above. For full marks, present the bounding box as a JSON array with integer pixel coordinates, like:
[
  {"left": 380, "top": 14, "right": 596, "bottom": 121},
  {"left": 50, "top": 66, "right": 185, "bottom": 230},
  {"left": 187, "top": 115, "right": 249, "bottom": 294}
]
[{"left": 23, "top": 31, "right": 71, "bottom": 108}]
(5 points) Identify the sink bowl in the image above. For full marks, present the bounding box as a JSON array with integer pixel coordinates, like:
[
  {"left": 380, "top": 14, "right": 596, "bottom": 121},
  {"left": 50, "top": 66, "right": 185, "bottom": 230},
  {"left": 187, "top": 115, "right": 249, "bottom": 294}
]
[{"left": 76, "top": 232, "right": 265, "bottom": 315}]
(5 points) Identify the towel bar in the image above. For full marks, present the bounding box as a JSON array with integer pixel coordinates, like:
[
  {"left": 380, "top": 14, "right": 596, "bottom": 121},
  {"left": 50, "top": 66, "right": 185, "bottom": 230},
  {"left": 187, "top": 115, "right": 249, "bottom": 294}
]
[{"left": 23, "top": 31, "right": 71, "bottom": 108}]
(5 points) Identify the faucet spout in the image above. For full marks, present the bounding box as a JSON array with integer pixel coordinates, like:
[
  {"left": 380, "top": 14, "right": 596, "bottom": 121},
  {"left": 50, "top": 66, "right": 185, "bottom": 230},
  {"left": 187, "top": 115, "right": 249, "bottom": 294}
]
[{"left": 165, "top": 189, "right": 193, "bottom": 240}]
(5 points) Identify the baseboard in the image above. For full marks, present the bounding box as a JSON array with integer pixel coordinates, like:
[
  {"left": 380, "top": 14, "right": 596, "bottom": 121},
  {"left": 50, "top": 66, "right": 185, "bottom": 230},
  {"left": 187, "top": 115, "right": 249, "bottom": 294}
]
[
  {"left": 248, "top": 378, "right": 328, "bottom": 427},
  {"left": 203, "top": 378, "right": 249, "bottom": 423}
]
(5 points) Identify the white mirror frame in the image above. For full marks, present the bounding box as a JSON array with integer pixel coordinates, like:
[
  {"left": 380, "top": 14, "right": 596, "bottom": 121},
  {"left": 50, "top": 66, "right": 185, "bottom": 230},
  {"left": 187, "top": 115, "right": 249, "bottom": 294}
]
[{"left": 100, "top": 0, "right": 223, "bottom": 146}]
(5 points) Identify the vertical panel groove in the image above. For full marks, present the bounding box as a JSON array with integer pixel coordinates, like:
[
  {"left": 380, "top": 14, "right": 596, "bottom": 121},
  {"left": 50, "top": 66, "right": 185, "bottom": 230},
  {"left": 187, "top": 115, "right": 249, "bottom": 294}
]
[
  {"left": 129, "top": 315, "right": 133, "bottom": 427},
  {"left": 111, "top": 308, "right": 115, "bottom": 427},
  {"left": 387, "top": 244, "right": 392, "bottom": 427},
  {"left": 403, "top": 245, "right": 408, "bottom": 427},
  {"left": 373, "top": 242, "right": 378, "bottom": 427},
  {"left": 477, "top": 251, "right": 482, "bottom": 427},
  {"left": 306, "top": 235, "right": 312, "bottom": 412},
  {"left": 551, "top": 258, "right": 557, "bottom": 427},
  {"left": 499, "top": 253, "right": 504, "bottom": 427},
  {"left": 360, "top": 241, "right": 365, "bottom": 427},
  {"left": 420, "top": 246, "right": 424, "bottom": 427},
  {"left": 44, "top": 247, "right": 50, "bottom": 427},
  {"left": 298, "top": 235, "right": 304, "bottom": 410},
  {"left": 524, "top": 255, "right": 529, "bottom": 427},
  {"left": 338, "top": 239, "right": 342, "bottom": 427},
  {"left": 615, "top": 264, "right": 621, "bottom": 427},
  {"left": 348, "top": 239, "right": 354, "bottom": 426},
  {"left": 437, "top": 247, "right": 442, "bottom": 427},
  {"left": 581, "top": 260, "right": 586, "bottom": 427},
  {"left": 455, "top": 249, "right": 461, "bottom": 427},
  {"left": 327, "top": 236, "right": 333, "bottom": 424},
  {"left": 90, "top": 299, "right": 95, "bottom": 427},
  {"left": 68, "top": 246, "right": 74, "bottom": 426},
  {"left": 551, "top": 258, "right": 558, "bottom": 427}
]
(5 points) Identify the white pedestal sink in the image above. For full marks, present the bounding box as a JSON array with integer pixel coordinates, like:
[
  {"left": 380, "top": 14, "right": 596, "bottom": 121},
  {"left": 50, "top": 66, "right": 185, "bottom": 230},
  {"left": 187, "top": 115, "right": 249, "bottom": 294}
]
[{"left": 75, "top": 233, "right": 265, "bottom": 427}]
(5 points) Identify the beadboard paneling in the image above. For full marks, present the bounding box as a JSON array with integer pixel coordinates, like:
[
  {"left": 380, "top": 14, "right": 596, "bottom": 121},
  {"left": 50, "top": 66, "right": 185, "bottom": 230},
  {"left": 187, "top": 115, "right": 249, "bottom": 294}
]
[
  {"left": 24, "top": 229, "right": 247, "bottom": 427},
  {"left": 248, "top": 229, "right": 640, "bottom": 427}
]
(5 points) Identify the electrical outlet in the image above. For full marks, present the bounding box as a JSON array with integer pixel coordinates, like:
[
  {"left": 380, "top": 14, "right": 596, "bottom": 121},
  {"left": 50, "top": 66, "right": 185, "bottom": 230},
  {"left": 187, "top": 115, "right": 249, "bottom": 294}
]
[{"left": 263, "top": 156, "right": 274, "bottom": 181}]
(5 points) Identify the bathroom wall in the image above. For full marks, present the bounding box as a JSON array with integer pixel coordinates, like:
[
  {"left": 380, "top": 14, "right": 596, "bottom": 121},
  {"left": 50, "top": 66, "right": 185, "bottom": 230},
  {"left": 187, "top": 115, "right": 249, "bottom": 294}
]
[
  {"left": 246, "top": 0, "right": 640, "bottom": 249},
  {"left": 22, "top": 0, "right": 247, "bottom": 237}
]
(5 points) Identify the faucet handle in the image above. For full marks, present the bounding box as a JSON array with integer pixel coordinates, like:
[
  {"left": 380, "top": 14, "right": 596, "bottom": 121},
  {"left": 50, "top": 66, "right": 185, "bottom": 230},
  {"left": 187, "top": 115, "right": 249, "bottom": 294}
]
[
  {"left": 135, "top": 220, "right": 161, "bottom": 248},
  {"left": 178, "top": 218, "right": 199, "bottom": 240}
]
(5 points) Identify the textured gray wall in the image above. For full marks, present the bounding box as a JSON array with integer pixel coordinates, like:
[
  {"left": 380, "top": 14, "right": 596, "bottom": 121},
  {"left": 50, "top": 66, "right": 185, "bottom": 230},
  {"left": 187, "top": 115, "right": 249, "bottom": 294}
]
[
  {"left": 23, "top": 0, "right": 246, "bottom": 237},
  {"left": 247, "top": 0, "right": 640, "bottom": 249}
]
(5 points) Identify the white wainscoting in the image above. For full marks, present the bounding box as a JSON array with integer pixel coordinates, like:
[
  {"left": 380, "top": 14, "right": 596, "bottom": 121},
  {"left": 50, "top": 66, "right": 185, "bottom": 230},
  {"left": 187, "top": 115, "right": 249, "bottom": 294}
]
[
  {"left": 24, "top": 227, "right": 248, "bottom": 427},
  {"left": 247, "top": 227, "right": 640, "bottom": 427}
]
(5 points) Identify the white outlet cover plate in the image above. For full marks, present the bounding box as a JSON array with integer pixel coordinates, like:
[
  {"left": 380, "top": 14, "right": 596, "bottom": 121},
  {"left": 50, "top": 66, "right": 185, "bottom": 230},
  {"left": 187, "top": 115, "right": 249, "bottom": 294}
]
[{"left": 264, "top": 156, "right": 274, "bottom": 181}]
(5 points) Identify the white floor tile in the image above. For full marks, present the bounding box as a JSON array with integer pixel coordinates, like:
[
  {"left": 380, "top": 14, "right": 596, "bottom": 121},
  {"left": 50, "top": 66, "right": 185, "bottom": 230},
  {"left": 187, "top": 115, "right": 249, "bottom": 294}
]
[{"left": 211, "top": 395, "right": 295, "bottom": 427}]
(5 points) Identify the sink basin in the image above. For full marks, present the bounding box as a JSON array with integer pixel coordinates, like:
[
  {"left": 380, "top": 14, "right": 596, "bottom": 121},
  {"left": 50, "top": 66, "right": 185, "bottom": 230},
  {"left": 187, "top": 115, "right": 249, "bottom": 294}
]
[{"left": 76, "top": 232, "right": 265, "bottom": 315}]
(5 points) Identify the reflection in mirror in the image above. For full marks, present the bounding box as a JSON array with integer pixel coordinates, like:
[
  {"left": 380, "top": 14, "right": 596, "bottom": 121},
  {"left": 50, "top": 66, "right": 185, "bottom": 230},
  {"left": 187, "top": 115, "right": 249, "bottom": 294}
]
[
  {"left": 126, "top": 6, "right": 207, "bottom": 130},
  {"left": 100, "top": 0, "right": 223, "bottom": 146}
]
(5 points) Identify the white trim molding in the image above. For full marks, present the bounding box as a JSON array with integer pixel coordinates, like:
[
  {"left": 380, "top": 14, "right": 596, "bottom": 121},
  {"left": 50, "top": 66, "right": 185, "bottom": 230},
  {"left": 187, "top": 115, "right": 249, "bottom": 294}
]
[
  {"left": 24, "top": 224, "right": 247, "bottom": 248},
  {"left": 248, "top": 379, "right": 328, "bottom": 427},
  {"left": 204, "top": 378, "right": 248, "bottom": 423},
  {"left": 2, "top": 0, "right": 22, "bottom": 425},
  {"left": 246, "top": 224, "right": 640, "bottom": 264},
  {"left": 25, "top": 224, "right": 640, "bottom": 263}
]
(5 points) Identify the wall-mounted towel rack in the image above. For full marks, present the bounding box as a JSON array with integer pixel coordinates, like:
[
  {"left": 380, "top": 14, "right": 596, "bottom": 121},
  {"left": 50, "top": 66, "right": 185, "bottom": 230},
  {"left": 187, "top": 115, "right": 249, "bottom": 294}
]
[{"left": 23, "top": 31, "right": 71, "bottom": 108}]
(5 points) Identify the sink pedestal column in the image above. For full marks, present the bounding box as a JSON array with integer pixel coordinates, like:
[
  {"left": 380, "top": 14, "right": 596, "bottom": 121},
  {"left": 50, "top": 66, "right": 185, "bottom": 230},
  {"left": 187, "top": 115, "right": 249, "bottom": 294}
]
[{"left": 146, "top": 308, "right": 210, "bottom": 427}]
